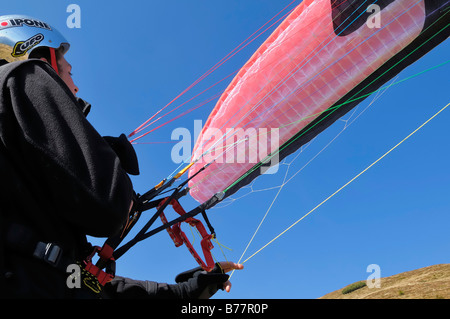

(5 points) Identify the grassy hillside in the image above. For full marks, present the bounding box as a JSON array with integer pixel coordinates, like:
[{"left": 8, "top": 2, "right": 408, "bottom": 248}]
[{"left": 320, "top": 264, "right": 450, "bottom": 299}]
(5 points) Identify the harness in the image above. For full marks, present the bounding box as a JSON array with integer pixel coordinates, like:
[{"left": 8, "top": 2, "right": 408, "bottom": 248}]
[
  {"left": 80, "top": 163, "right": 223, "bottom": 293},
  {"left": 4, "top": 161, "right": 222, "bottom": 294},
  {"left": 4, "top": 222, "right": 104, "bottom": 294}
]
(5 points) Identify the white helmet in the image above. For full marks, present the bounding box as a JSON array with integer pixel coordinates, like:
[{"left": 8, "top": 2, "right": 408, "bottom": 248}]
[{"left": 0, "top": 15, "right": 69, "bottom": 71}]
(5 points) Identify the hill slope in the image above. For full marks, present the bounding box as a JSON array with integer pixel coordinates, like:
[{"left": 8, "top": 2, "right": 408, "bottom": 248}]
[{"left": 320, "top": 264, "right": 450, "bottom": 299}]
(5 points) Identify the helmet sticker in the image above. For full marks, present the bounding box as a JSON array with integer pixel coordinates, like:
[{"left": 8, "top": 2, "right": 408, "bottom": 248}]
[
  {"left": 0, "top": 18, "right": 52, "bottom": 31},
  {"left": 12, "top": 33, "right": 44, "bottom": 57}
]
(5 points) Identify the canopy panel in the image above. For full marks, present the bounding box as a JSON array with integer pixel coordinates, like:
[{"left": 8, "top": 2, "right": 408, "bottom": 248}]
[{"left": 188, "top": 0, "right": 449, "bottom": 204}]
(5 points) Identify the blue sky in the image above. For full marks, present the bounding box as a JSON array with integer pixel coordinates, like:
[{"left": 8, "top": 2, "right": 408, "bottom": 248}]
[{"left": 3, "top": 1, "right": 449, "bottom": 299}]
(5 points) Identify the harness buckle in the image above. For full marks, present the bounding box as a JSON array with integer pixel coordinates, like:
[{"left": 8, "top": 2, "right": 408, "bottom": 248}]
[{"left": 33, "top": 242, "right": 62, "bottom": 266}]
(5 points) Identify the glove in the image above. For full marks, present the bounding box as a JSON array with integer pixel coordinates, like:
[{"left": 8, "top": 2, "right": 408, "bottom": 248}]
[
  {"left": 103, "top": 134, "right": 140, "bottom": 175},
  {"left": 175, "top": 264, "right": 229, "bottom": 299}
]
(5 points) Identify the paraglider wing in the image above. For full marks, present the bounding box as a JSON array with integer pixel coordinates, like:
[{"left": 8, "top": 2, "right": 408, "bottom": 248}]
[{"left": 188, "top": 0, "right": 450, "bottom": 205}]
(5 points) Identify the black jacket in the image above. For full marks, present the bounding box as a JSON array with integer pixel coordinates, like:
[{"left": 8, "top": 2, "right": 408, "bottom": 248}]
[
  {"left": 0, "top": 59, "right": 227, "bottom": 299},
  {"left": 0, "top": 58, "right": 135, "bottom": 297}
]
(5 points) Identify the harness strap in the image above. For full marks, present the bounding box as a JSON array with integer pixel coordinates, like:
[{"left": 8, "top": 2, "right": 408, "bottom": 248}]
[
  {"left": 158, "top": 197, "right": 215, "bottom": 272},
  {"left": 4, "top": 223, "right": 111, "bottom": 294},
  {"left": 82, "top": 245, "right": 115, "bottom": 287}
]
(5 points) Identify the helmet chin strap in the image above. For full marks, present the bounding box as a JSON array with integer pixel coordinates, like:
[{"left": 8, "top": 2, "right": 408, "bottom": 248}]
[{"left": 49, "top": 47, "right": 59, "bottom": 75}]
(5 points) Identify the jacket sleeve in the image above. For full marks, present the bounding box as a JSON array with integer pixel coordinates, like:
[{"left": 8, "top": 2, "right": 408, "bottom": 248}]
[
  {"left": 104, "top": 276, "right": 213, "bottom": 299},
  {"left": 4, "top": 60, "right": 133, "bottom": 237},
  {"left": 104, "top": 276, "right": 185, "bottom": 299},
  {"left": 104, "top": 265, "right": 229, "bottom": 299}
]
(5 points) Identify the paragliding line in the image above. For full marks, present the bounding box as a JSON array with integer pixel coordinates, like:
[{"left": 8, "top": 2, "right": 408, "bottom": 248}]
[
  {"left": 130, "top": 0, "right": 367, "bottom": 141},
  {"left": 241, "top": 101, "right": 450, "bottom": 265},
  {"left": 231, "top": 72, "right": 401, "bottom": 276},
  {"left": 128, "top": 0, "right": 299, "bottom": 139}
]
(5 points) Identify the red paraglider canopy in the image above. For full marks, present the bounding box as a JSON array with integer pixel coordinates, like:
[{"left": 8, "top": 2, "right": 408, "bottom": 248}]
[{"left": 188, "top": 0, "right": 450, "bottom": 204}]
